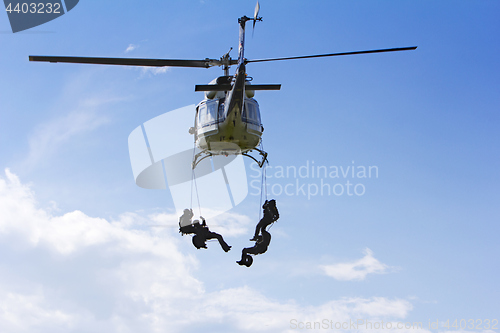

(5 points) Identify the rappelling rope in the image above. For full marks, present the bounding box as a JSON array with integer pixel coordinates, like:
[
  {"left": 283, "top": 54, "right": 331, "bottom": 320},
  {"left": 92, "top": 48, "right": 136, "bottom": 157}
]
[
  {"left": 190, "top": 142, "right": 202, "bottom": 217},
  {"left": 258, "top": 142, "right": 268, "bottom": 221},
  {"left": 257, "top": 160, "right": 276, "bottom": 231},
  {"left": 193, "top": 168, "right": 202, "bottom": 217}
]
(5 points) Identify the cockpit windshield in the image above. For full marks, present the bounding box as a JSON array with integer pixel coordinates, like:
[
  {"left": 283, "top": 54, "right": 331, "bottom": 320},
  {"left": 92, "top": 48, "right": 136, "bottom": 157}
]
[
  {"left": 242, "top": 99, "right": 261, "bottom": 125},
  {"left": 198, "top": 100, "right": 218, "bottom": 126}
]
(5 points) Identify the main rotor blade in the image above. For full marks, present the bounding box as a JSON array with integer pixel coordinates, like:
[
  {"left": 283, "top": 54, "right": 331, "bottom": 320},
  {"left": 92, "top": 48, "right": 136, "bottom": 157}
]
[
  {"left": 29, "top": 56, "right": 226, "bottom": 68},
  {"left": 245, "top": 46, "right": 417, "bottom": 64}
]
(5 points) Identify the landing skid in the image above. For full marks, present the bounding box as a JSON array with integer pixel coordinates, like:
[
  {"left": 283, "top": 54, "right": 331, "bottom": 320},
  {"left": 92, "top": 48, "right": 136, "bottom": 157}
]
[
  {"left": 191, "top": 148, "right": 268, "bottom": 169},
  {"left": 242, "top": 148, "right": 268, "bottom": 168},
  {"left": 192, "top": 150, "right": 211, "bottom": 169}
]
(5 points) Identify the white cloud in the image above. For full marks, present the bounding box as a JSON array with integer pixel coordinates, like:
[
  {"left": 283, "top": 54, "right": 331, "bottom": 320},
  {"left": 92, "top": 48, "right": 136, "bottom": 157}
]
[
  {"left": 0, "top": 170, "right": 419, "bottom": 333},
  {"left": 321, "top": 248, "right": 394, "bottom": 281},
  {"left": 125, "top": 44, "right": 138, "bottom": 53},
  {"left": 23, "top": 97, "right": 116, "bottom": 169},
  {"left": 0, "top": 287, "right": 79, "bottom": 332},
  {"left": 140, "top": 67, "right": 170, "bottom": 76},
  {"left": 21, "top": 69, "right": 130, "bottom": 170}
]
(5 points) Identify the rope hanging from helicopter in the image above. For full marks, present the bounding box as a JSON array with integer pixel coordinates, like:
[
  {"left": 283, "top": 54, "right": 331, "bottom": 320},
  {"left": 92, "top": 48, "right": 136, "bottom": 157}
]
[
  {"left": 190, "top": 142, "right": 202, "bottom": 217},
  {"left": 257, "top": 142, "right": 277, "bottom": 232},
  {"left": 258, "top": 141, "right": 268, "bottom": 221}
]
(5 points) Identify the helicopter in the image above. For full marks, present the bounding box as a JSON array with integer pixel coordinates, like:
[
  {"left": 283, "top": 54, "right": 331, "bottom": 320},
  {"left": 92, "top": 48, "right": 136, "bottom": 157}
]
[{"left": 29, "top": 2, "right": 417, "bottom": 169}]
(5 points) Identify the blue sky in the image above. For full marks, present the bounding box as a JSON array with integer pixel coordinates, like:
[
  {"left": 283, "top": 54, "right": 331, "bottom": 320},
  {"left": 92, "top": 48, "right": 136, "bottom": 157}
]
[{"left": 0, "top": 1, "right": 499, "bottom": 332}]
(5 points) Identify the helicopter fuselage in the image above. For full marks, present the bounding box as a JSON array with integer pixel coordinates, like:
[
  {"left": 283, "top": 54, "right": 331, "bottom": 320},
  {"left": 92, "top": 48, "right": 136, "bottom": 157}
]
[
  {"left": 194, "top": 63, "right": 263, "bottom": 156},
  {"left": 191, "top": 17, "right": 273, "bottom": 167}
]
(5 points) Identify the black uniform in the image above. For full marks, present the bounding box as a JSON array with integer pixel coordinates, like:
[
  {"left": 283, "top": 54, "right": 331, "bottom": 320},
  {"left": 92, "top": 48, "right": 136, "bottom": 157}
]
[
  {"left": 250, "top": 199, "right": 279, "bottom": 241},
  {"left": 179, "top": 216, "right": 231, "bottom": 252},
  {"left": 238, "top": 199, "right": 279, "bottom": 267}
]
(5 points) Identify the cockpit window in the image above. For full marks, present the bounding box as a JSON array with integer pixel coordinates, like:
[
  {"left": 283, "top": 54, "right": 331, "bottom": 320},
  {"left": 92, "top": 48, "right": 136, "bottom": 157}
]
[
  {"left": 218, "top": 99, "right": 225, "bottom": 122},
  {"left": 243, "top": 100, "right": 261, "bottom": 125},
  {"left": 198, "top": 100, "right": 218, "bottom": 127}
]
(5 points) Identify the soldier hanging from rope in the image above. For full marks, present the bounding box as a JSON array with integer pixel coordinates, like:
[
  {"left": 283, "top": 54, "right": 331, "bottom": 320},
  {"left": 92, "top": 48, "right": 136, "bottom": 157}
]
[
  {"left": 237, "top": 199, "right": 279, "bottom": 267},
  {"left": 179, "top": 209, "right": 232, "bottom": 252}
]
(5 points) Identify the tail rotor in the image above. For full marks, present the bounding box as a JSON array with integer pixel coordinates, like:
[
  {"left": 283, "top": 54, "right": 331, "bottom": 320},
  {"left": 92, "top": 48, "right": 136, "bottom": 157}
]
[{"left": 252, "top": 1, "right": 261, "bottom": 37}]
